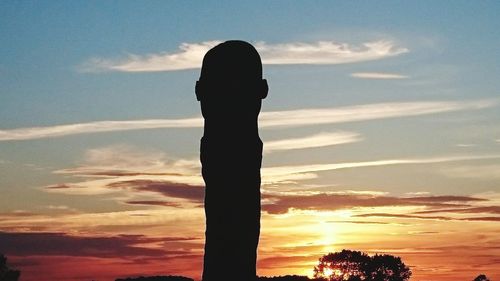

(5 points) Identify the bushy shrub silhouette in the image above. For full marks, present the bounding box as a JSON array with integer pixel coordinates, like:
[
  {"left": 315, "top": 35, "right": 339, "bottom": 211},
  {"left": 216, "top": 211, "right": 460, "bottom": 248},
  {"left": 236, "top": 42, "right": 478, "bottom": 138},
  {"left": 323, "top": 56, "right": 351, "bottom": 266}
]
[{"left": 0, "top": 255, "right": 20, "bottom": 281}]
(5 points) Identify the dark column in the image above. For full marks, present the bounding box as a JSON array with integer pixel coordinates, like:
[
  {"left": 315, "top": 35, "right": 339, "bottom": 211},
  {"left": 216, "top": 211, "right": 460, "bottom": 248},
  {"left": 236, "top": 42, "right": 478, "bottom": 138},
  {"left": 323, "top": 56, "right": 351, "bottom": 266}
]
[{"left": 196, "top": 41, "right": 268, "bottom": 281}]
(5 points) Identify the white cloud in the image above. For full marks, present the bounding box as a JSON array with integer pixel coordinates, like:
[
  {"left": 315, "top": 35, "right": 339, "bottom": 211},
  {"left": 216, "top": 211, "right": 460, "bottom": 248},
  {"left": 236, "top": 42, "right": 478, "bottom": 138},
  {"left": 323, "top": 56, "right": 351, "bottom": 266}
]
[
  {"left": 0, "top": 99, "right": 496, "bottom": 141},
  {"left": 0, "top": 118, "right": 201, "bottom": 141},
  {"left": 259, "top": 40, "right": 408, "bottom": 65},
  {"left": 79, "top": 40, "right": 408, "bottom": 73},
  {"left": 405, "top": 191, "right": 431, "bottom": 196},
  {"left": 350, "top": 72, "right": 409, "bottom": 79},
  {"left": 54, "top": 144, "right": 200, "bottom": 179},
  {"left": 262, "top": 154, "right": 500, "bottom": 179},
  {"left": 44, "top": 145, "right": 203, "bottom": 196},
  {"left": 80, "top": 41, "right": 221, "bottom": 72},
  {"left": 455, "top": 144, "right": 477, "bottom": 148},
  {"left": 40, "top": 144, "right": 500, "bottom": 197},
  {"left": 258, "top": 99, "right": 496, "bottom": 128},
  {"left": 264, "top": 131, "right": 362, "bottom": 153}
]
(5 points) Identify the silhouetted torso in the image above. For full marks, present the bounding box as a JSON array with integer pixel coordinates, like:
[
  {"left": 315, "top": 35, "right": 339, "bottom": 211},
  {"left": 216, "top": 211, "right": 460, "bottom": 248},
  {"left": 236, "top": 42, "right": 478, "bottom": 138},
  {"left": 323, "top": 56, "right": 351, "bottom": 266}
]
[{"left": 196, "top": 41, "right": 268, "bottom": 281}]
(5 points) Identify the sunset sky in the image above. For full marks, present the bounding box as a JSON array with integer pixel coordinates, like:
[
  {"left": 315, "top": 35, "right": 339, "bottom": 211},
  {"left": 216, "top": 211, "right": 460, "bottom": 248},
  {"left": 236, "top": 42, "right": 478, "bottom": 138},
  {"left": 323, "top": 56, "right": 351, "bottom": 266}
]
[{"left": 1, "top": 1, "right": 500, "bottom": 280}]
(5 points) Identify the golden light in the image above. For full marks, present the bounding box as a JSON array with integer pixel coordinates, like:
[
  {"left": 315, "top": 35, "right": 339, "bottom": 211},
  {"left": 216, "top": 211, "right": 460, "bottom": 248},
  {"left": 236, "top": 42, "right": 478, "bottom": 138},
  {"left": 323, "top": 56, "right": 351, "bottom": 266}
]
[
  {"left": 319, "top": 266, "right": 344, "bottom": 280},
  {"left": 323, "top": 268, "right": 334, "bottom": 278}
]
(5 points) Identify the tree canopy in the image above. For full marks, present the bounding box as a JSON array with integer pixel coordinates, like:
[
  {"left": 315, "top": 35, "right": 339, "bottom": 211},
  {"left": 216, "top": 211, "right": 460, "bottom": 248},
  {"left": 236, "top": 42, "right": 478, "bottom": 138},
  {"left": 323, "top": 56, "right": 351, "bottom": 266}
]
[
  {"left": 314, "top": 250, "right": 411, "bottom": 281},
  {"left": 473, "top": 274, "right": 490, "bottom": 281}
]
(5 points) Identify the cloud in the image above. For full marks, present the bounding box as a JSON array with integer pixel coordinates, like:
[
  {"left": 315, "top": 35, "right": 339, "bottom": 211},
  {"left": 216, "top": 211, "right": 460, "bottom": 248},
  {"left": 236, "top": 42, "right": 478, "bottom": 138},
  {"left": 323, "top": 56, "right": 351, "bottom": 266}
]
[
  {"left": 455, "top": 143, "right": 477, "bottom": 147},
  {"left": 354, "top": 213, "right": 500, "bottom": 222},
  {"left": 350, "top": 72, "right": 409, "bottom": 79},
  {"left": 0, "top": 210, "right": 38, "bottom": 218},
  {"left": 405, "top": 191, "right": 431, "bottom": 196},
  {"left": 55, "top": 144, "right": 198, "bottom": 177},
  {"left": 108, "top": 180, "right": 204, "bottom": 203},
  {"left": 8, "top": 252, "right": 203, "bottom": 281},
  {"left": 463, "top": 217, "right": 500, "bottom": 222},
  {"left": 42, "top": 145, "right": 204, "bottom": 197},
  {"left": 262, "top": 154, "right": 500, "bottom": 180},
  {"left": 41, "top": 144, "right": 500, "bottom": 199},
  {"left": 0, "top": 231, "right": 192, "bottom": 258},
  {"left": 262, "top": 193, "right": 483, "bottom": 214},
  {"left": 125, "top": 200, "right": 182, "bottom": 208},
  {"left": 0, "top": 208, "right": 205, "bottom": 235},
  {"left": 1, "top": 99, "right": 495, "bottom": 141},
  {"left": 0, "top": 118, "right": 201, "bottom": 141},
  {"left": 258, "top": 99, "right": 496, "bottom": 128},
  {"left": 79, "top": 40, "right": 408, "bottom": 73},
  {"left": 355, "top": 213, "right": 454, "bottom": 220},
  {"left": 45, "top": 184, "right": 73, "bottom": 189},
  {"left": 257, "top": 254, "right": 316, "bottom": 270},
  {"left": 264, "top": 131, "right": 362, "bottom": 153},
  {"left": 414, "top": 206, "right": 500, "bottom": 215},
  {"left": 1, "top": 232, "right": 203, "bottom": 281}
]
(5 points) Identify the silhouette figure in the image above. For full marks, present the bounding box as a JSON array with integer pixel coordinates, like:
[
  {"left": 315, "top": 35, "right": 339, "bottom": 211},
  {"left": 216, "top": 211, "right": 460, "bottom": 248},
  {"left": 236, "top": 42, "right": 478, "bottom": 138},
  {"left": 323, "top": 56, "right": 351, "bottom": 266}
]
[{"left": 196, "top": 41, "right": 268, "bottom": 281}]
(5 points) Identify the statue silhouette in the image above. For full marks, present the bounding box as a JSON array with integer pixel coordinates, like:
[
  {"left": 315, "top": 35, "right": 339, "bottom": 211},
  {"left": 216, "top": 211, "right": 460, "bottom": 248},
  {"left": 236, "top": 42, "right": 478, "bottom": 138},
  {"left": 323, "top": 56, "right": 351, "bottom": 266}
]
[{"left": 196, "top": 40, "right": 268, "bottom": 281}]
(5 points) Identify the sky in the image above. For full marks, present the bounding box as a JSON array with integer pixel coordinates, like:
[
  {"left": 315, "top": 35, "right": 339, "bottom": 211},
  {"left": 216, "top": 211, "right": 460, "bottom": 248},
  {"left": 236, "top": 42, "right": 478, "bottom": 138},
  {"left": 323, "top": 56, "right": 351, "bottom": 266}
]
[{"left": 1, "top": 1, "right": 500, "bottom": 280}]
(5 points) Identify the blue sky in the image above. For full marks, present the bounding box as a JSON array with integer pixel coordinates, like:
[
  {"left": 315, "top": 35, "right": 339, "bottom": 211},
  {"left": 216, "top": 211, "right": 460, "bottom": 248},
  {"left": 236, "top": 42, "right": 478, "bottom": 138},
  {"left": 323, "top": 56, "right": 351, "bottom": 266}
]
[
  {"left": 1, "top": 2, "right": 500, "bottom": 280},
  {"left": 1, "top": 0, "right": 499, "bottom": 205}
]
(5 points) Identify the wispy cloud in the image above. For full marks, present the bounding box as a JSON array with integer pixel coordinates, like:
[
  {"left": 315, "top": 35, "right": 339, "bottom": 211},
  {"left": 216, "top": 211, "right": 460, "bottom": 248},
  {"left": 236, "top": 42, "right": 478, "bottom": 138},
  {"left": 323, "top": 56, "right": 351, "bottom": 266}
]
[
  {"left": 414, "top": 206, "right": 500, "bottom": 215},
  {"left": 125, "top": 200, "right": 181, "bottom": 208},
  {"left": 43, "top": 145, "right": 203, "bottom": 195},
  {"left": 262, "top": 154, "right": 500, "bottom": 180},
  {"left": 108, "top": 180, "right": 204, "bottom": 204},
  {"left": 355, "top": 212, "right": 500, "bottom": 222},
  {"left": 79, "top": 40, "right": 408, "bottom": 73},
  {"left": 0, "top": 231, "right": 190, "bottom": 257},
  {"left": 455, "top": 143, "right": 477, "bottom": 147},
  {"left": 355, "top": 213, "right": 454, "bottom": 221},
  {"left": 0, "top": 118, "right": 201, "bottom": 141},
  {"left": 258, "top": 40, "right": 408, "bottom": 65},
  {"left": 262, "top": 193, "right": 483, "bottom": 214},
  {"left": 1, "top": 99, "right": 495, "bottom": 141},
  {"left": 350, "top": 72, "right": 409, "bottom": 79},
  {"left": 42, "top": 148, "right": 497, "bottom": 218},
  {"left": 405, "top": 191, "right": 431, "bottom": 196},
  {"left": 45, "top": 152, "right": 500, "bottom": 198},
  {"left": 258, "top": 99, "right": 496, "bottom": 128},
  {"left": 264, "top": 131, "right": 362, "bottom": 153}
]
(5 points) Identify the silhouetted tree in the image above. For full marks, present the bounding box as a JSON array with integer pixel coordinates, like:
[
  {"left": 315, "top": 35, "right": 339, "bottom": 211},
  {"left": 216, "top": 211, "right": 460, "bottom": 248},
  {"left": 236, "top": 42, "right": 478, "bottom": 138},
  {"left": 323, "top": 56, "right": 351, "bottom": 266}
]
[
  {"left": 314, "top": 250, "right": 411, "bottom": 281},
  {"left": 473, "top": 274, "right": 490, "bottom": 281},
  {"left": 0, "top": 255, "right": 20, "bottom": 281},
  {"left": 365, "top": 254, "right": 411, "bottom": 281},
  {"left": 314, "top": 250, "right": 370, "bottom": 281}
]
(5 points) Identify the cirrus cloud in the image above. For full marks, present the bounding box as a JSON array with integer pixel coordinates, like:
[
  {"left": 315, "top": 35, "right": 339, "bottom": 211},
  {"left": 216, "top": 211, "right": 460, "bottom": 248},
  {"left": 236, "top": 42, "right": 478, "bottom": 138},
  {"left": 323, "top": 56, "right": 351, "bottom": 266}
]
[
  {"left": 350, "top": 72, "right": 409, "bottom": 79},
  {"left": 264, "top": 131, "right": 362, "bottom": 153},
  {"left": 0, "top": 99, "right": 495, "bottom": 141},
  {"left": 79, "top": 40, "right": 408, "bottom": 73}
]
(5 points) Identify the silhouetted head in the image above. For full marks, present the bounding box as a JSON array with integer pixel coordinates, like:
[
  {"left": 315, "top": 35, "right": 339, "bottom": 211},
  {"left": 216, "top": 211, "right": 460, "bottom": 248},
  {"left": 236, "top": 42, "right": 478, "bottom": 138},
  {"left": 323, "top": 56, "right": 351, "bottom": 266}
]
[{"left": 196, "top": 40, "right": 267, "bottom": 119}]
